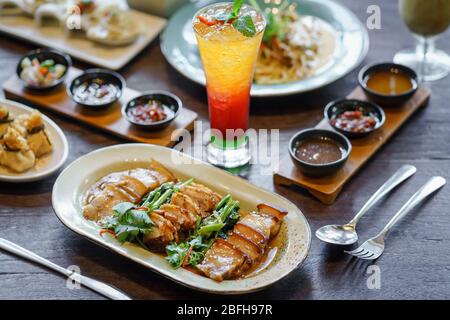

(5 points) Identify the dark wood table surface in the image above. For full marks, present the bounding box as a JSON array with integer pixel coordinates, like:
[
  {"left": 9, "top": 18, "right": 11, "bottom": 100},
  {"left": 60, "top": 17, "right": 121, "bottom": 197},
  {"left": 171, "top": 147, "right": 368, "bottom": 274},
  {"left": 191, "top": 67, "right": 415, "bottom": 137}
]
[{"left": 1, "top": 0, "right": 450, "bottom": 300}]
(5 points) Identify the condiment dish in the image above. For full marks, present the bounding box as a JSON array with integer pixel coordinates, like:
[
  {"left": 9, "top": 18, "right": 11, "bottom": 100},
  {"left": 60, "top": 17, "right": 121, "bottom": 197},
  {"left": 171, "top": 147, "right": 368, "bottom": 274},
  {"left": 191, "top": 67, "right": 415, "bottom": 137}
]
[
  {"left": 289, "top": 128, "right": 352, "bottom": 178},
  {"left": 17, "top": 48, "right": 71, "bottom": 91},
  {"left": 68, "top": 69, "right": 125, "bottom": 109},
  {"left": 123, "top": 91, "right": 182, "bottom": 131},
  {"left": 324, "top": 99, "right": 385, "bottom": 138},
  {"left": 358, "top": 62, "right": 418, "bottom": 107}
]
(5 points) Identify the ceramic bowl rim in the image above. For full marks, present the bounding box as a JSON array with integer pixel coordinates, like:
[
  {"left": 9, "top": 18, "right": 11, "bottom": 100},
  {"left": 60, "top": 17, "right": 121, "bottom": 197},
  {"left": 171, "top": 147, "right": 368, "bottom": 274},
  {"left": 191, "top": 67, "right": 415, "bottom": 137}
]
[
  {"left": 358, "top": 62, "right": 418, "bottom": 98},
  {"left": 67, "top": 68, "right": 126, "bottom": 108},
  {"left": 122, "top": 90, "right": 183, "bottom": 127},
  {"left": 324, "top": 98, "right": 386, "bottom": 135},
  {"left": 16, "top": 47, "right": 72, "bottom": 90},
  {"left": 288, "top": 128, "right": 352, "bottom": 168}
]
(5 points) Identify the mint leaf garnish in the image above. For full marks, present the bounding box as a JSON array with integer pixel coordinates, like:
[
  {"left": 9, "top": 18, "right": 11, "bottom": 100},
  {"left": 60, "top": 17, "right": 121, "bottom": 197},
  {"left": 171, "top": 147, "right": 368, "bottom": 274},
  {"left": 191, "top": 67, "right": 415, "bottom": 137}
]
[
  {"left": 211, "top": 0, "right": 257, "bottom": 37},
  {"left": 233, "top": 15, "right": 257, "bottom": 37},
  {"left": 231, "top": 0, "right": 244, "bottom": 18}
]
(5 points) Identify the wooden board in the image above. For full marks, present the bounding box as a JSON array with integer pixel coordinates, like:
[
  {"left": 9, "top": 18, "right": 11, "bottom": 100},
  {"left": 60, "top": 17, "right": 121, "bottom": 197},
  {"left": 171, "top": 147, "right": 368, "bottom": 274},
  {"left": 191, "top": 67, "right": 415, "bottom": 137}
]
[
  {"left": 274, "top": 86, "right": 431, "bottom": 204},
  {"left": 2, "top": 68, "right": 198, "bottom": 147},
  {"left": 0, "top": 3, "right": 166, "bottom": 70}
]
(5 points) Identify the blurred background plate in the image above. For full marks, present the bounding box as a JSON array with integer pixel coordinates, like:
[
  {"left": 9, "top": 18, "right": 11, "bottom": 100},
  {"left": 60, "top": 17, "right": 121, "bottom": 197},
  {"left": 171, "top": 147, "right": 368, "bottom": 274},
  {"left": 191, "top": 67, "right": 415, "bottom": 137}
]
[{"left": 161, "top": 0, "right": 370, "bottom": 97}]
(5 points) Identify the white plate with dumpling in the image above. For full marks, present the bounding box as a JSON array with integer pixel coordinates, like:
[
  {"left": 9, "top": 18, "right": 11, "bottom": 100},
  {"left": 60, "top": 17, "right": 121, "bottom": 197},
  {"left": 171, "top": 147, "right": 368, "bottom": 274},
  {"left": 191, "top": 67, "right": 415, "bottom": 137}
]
[{"left": 0, "top": 99, "right": 69, "bottom": 182}]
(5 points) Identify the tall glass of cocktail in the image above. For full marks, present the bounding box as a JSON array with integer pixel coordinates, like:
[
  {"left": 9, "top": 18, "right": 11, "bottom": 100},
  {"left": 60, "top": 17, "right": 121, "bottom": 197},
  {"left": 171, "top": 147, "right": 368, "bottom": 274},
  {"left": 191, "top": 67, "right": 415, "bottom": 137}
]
[{"left": 193, "top": 1, "right": 265, "bottom": 168}]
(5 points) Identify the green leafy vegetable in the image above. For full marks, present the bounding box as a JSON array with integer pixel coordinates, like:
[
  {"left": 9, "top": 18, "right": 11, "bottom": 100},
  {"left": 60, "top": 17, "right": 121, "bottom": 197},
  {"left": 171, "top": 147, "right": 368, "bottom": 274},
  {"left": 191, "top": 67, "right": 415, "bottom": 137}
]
[
  {"left": 263, "top": 12, "right": 286, "bottom": 43},
  {"left": 102, "top": 202, "right": 154, "bottom": 244},
  {"left": 165, "top": 194, "right": 240, "bottom": 268},
  {"left": 249, "top": 0, "right": 292, "bottom": 44},
  {"left": 102, "top": 178, "right": 195, "bottom": 246}
]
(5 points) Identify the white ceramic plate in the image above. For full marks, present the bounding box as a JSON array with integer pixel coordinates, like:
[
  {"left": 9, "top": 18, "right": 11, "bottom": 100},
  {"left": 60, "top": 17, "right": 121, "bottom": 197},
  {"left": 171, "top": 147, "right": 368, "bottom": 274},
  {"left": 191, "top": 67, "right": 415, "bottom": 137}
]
[
  {"left": 52, "top": 144, "right": 311, "bottom": 294},
  {"left": 161, "top": 0, "right": 369, "bottom": 97},
  {"left": 0, "top": 99, "right": 69, "bottom": 183}
]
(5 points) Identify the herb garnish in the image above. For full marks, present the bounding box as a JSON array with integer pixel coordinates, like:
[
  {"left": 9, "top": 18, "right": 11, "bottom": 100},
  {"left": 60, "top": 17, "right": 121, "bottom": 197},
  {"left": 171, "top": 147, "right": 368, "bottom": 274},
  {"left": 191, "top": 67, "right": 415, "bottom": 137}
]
[
  {"left": 200, "top": 0, "right": 258, "bottom": 37},
  {"left": 165, "top": 194, "right": 240, "bottom": 269},
  {"left": 248, "top": 0, "right": 294, "bottom": 44},
  {"left": 101, "top": 179, "right": 194, "bottom": 246}
]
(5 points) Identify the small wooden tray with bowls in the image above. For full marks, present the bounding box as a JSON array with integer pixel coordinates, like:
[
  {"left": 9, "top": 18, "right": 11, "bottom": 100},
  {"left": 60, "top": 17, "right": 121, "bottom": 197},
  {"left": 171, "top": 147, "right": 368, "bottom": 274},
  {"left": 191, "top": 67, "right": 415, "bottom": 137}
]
[
  {"left": 2, "top": 64, "right": 198, "bottom": 147},
  {"left": 274, "top": 63, "right": 431, "bottom": 204}
]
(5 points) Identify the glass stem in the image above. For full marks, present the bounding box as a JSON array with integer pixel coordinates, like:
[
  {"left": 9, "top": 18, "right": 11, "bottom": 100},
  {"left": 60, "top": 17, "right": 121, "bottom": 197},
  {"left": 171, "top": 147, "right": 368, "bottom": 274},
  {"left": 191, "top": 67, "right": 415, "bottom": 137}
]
[{"left": 415, "top": 36, "right": 435, "bottom": 83}]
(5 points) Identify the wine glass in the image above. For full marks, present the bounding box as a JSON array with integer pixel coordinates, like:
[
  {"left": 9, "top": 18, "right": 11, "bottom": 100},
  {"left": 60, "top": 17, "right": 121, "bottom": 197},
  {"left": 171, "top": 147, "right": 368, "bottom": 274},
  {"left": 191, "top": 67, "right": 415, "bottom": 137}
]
[{"left": 394, "top": 0, "right": 450, "bottom": 82}]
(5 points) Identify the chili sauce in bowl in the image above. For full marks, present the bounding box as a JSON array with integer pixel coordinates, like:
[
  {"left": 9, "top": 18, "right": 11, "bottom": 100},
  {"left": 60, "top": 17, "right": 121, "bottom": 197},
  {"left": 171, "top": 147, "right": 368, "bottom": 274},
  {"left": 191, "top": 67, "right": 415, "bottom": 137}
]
[
  {"left": 123, "top": 91, "right": 182, "bottom": 131},
  {"left": 325, "top": 99, "right": 385, "bottom": 138}
]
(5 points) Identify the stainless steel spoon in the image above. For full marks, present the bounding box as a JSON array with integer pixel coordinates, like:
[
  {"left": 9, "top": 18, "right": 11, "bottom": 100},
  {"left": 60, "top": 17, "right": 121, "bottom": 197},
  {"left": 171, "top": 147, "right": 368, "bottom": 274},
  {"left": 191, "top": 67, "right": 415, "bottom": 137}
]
[{"left": 315, "top": 165, "right": 417, "bottom": 245}]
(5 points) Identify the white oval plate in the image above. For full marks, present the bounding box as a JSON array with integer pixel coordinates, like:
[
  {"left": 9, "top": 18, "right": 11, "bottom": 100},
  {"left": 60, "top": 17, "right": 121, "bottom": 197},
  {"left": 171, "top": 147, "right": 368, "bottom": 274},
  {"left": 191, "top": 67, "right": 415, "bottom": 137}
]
[
  {"left": 0, "top": 99, "right": 69, "bottom": 183},
  {"left": 52, "top": 144, "right": 311, "bottom": 294},
  {"left": 160, "top": 0, "right": 369, "bottom": 97}
]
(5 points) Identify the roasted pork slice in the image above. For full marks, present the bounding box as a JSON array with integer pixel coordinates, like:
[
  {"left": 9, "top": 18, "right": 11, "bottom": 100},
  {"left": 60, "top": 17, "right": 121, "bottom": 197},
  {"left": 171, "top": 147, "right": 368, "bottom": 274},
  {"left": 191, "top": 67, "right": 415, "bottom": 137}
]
[
  {"left": 238, "top": 209, "right": 287, "bottom": 240},
  {"left": 196, "top": 239, "right": 251, "bottom": 282},
  {"left": 82, "top": 160, "right": 175, "bottom": 222},
  {"left": 256, "top": 204, "right": 288, "bottom": 237},
  {"left": 170, "top": 192, "right": 201, "bottom": 217},
  {"left": 143, "top": 211, "right": 178, "bottom": 251},
  {"left": 234, "top": 223, "right": 268, "bottom": 250},
  {"left": 179, "top": 183, "right": 222, "bottom": 215},
  {"left": 159, "top": 203, "right": 197, "bottom": 230},
  {"left": 197, "top": 203, "right": 287, "bottom": 281},
  {"left": 225, "top": 232, "right": 262, "bottom": 263},
  {"left": 83, "top": 184, "right": 135, "bottom": 222}
]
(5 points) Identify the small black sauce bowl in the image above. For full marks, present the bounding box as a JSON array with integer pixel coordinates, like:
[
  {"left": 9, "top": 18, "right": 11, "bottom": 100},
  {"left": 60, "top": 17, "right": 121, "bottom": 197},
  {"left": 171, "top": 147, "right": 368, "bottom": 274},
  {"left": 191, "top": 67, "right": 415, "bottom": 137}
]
[
  {"left": 122, "top": 91, "right": 182, "bottom": 131},
  {"left": 68, "top": 69, "right": 125, "bottom": 108},
  {"left": 16, "top": 48, "right": 72, "bottom": 91},
  {"left": 324, "top": 99, "right": 386, "bottom": 139},
  {"left": 289, "top": 128, "right": 352, "bottom": 178},
  {"left": 358, "top": 62, "right": 418, "bottom": 107}
]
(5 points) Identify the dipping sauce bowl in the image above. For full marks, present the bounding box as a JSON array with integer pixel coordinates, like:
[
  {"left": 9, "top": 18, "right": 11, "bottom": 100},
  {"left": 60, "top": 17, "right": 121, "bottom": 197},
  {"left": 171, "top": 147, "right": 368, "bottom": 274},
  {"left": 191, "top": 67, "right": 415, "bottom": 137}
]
[
  {"left": 68, "top": 69, "right": 125, "bottom": 108},
  {"left": 123, "top": 91, "right": 182, "bottom": 131},
  {"left": 289, "top": 129, "right": 352, "bottom": 177},
  {"left": 358, "top": 62, "right": 418, "bottom": 107},
  {"left": 325, "top": 99, "right": 385, "bottom": 138},
  {"left": 17, "top": 48, "right": 72, "bottom": 91}
]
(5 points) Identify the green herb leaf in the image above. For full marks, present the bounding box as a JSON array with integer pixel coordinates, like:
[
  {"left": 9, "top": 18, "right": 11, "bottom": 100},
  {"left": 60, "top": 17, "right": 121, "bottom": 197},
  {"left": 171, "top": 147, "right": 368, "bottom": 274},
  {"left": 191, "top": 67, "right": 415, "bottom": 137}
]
[
  {"left": 127, "top": 209, "right": 153, "bottom": 227},
  {"left": 112, "top": 202, "right": 134, "bottom": 216},
  {"left": 166, "top": 242, "right": 190, "bottom": 268},
  {"left": 115, "top": 225, "right": 140, "bottom": 243},
  {"left": 233, "top": 15, "right": 257, "bottom": 37},
  {"left": 263, "top": 12, "right": 286, "bottom": 43},
  {"left": 231, "top": 0, "right": 245, "bottom": 18}
]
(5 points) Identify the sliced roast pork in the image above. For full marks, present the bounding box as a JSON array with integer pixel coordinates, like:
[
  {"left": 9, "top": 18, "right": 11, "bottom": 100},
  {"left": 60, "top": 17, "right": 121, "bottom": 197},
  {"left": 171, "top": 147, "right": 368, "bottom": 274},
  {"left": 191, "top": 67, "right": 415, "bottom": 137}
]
[
  {"left": 197, "top": 204, "right": 287, "bottom": 281},
  {"left": 82, "top": 160, "right": 175, "bottom": 222}
]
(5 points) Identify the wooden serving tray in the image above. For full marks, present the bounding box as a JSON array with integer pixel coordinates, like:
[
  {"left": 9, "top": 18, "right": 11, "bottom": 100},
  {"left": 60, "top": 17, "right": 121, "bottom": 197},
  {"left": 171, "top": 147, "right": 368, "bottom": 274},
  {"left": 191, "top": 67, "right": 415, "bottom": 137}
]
[
  {"left": 2, "top": 68, "right": 198, "bottom": 147},
  {"left": 274, "top": 86, "right": 431, "bottom": 204}
]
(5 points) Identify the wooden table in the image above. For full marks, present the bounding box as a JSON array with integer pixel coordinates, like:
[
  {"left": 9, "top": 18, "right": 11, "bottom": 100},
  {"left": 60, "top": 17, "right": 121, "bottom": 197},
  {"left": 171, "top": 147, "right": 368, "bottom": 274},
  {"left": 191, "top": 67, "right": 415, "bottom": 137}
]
[{"left": 1, "top": 0, "right": 449, "bottom": 300}]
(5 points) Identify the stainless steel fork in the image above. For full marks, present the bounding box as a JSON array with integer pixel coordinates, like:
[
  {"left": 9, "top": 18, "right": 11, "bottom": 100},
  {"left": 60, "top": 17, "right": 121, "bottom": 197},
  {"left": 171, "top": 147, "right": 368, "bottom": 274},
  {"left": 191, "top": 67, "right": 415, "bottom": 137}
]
[{"left": 345, "top": 176, "right": 446, "bottom": 260}]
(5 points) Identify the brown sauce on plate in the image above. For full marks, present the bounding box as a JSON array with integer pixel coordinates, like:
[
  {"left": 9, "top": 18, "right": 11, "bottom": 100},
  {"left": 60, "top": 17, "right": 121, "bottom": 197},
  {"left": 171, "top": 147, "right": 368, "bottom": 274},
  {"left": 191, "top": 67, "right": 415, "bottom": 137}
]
[
  {"left": 365, "top": 69, "right": 415, "bottom": 95},
  {"left": 294, "top": 137, "right": 345, "bottom": 165}
]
